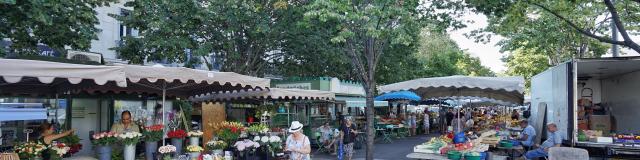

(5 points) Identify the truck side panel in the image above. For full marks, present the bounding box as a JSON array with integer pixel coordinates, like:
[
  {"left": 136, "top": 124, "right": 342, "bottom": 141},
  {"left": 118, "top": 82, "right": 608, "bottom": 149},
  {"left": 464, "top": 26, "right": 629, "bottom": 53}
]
[{"left": 531, "top": 62, "right": 571, "bottom": 140}]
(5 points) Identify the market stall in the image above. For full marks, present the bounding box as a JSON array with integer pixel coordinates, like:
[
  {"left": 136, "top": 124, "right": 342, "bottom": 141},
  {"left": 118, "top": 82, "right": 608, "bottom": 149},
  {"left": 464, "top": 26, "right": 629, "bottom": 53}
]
[
  {"left": 379, "top": 76, "right": 525, "bottom": 160},
  {"left": 0, "top": 59, "right": 273, "bottom": 160}
]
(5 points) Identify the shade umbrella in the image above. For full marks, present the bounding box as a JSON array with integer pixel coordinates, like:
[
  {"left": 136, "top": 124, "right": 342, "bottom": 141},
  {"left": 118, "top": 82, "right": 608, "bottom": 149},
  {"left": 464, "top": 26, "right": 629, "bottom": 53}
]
[
  {"left": 374, "top": 91, "right": 421, "bottom": 101},
  {"left": 379, "top": 75, "right": 525, "bottom": 104}
]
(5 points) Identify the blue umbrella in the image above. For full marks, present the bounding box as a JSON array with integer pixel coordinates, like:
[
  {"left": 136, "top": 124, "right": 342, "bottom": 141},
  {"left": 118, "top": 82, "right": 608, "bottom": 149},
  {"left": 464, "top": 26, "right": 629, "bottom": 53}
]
[{"left": 375, "top": 91, "right": 421, "bottom": 101}]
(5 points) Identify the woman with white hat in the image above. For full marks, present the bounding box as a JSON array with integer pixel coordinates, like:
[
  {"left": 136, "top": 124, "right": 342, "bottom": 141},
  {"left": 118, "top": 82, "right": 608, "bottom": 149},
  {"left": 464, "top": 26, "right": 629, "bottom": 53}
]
[{"left": 285, "top": 121, "right": 310, "bottom": 160}]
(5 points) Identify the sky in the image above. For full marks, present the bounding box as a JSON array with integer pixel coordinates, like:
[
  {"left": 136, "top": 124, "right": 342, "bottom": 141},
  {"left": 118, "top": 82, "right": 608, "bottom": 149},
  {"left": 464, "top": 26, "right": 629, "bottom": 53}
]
[
  {"left": 450, "top": 12, "right": 640, "bottom": 74},
  {"left": 449, "top": 12, "right": 507, "bottom": 73}
]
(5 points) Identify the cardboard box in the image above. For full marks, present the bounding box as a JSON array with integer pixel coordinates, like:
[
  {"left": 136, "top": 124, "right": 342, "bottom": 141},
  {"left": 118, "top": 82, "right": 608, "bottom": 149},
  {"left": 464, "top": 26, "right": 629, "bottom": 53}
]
[
  {"left": 589, "top": 115, "right": 611, "bottom": 133},
  {"left": 578, "top": 120, "right": 589, "bottom": 130},
  {"left": 590, "top": 137, "right": 613, "bottom": 143}
]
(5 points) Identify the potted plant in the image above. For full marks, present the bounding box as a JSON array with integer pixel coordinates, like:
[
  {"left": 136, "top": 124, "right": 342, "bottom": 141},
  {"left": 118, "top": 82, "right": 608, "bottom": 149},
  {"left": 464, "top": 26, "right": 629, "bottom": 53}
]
[
  {"left": 186, "top": 145, "right": 204, "bottom": 160},
  {"left": 247, "top": 124, "right": 269, "bottom": 136},
  {"left": 47, "top": 142, "right": 70, "bottom": 160},
  {"left": 15, "top": 141, "right": 47, "bottom": 160},
  {"left": 233, "top": 139, "right": 261, "bottom": 160},
  {"left": 91, "top": 131, "right": 117, "bottom": 160},
  {"left": 158, "top": 145, "right": 177, "bottom": 160},
  {"left": 143, "top": 125, "right": 163, "bottom": 160},
  {"left": 167, "top": 129, "right": 187, "bottom": 154},
  {"left": 206, "top": 140, "right": 227, "bottom": 156},
  {"left": 117, "top": 132, "right": 142, "bottom": 160},
  {"left": 254, "top": 135, "right": 283, "bottom": 159},
  {"left": 187, "top": 130, "right": 204, "bottom": 146}
]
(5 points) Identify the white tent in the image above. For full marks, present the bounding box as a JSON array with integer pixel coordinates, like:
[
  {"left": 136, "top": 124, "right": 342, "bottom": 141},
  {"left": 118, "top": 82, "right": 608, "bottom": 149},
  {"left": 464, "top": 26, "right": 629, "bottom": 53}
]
[
  {"left": 190, "top": 88, "right": 335, "bottom": 102},
  {"left": 379, "top": 75, "right": 525, "bottom": 104}
]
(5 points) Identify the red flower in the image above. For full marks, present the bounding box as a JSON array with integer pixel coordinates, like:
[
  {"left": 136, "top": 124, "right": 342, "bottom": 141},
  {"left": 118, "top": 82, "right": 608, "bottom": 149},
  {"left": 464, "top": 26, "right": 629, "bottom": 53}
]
[
  {"left": 230, "top": 127, "right": 238, "bottom": 133},
  {"left": 168, "top": 129, "right": 187, "bottom": 139}
]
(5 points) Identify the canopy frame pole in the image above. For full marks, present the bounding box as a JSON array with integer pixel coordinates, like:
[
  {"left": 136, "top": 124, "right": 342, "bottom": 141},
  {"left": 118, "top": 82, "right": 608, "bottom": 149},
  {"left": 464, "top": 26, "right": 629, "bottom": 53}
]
[{"left": 161, "top": 82, "right": 166, "bottom": 145}]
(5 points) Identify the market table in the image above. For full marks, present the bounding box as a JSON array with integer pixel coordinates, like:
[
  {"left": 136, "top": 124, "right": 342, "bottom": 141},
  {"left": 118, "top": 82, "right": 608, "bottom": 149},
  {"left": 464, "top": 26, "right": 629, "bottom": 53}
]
[
  {"left": 495, "top": 145, "right": 524, "bottom": 159},
  {"left": 406, "top": 152, "right": 448, "bottom": 160}
]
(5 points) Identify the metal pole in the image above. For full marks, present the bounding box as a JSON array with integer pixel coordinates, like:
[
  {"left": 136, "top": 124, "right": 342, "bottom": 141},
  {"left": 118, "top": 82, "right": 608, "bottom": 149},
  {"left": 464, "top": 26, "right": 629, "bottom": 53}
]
[
  {"left": 162, "top": 82, "right": 166, "bottom": 145},
  {"left": 611, "top": 0, "right": 619, "bottom": 57}
]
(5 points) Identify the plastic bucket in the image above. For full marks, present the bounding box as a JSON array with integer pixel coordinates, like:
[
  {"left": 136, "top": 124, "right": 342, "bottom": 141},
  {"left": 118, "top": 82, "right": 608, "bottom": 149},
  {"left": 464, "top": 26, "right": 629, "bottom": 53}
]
[
  {"left": 447, "top": 151, "right": 462, "bottom": 160},
  {"left": 499, "top": 140, "right": 513, "bottom": 148},
  {"left": 453, "top": 132, "right": 466, "bottom": 144}
]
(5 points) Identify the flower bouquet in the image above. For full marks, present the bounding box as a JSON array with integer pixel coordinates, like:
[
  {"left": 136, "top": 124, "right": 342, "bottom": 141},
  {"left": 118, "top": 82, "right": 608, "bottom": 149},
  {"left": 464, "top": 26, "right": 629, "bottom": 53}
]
[
  {"left": 234, "top": 139, "right": 261, "bottom": 159},
  {"left": 188, "top": 130, "right": 204, "bottom": 146},
  {"left": 186, "top": 145, "right": 204, "bottom": 159},
  {"left": 58, "top": 134, "right": 82, "bottom": 156},
  {"left": 143, "top": 125, "right": 163, "bottom": 160},
  {"left": 15, "top": 141, "right": 47, "bottom": 159},
  {"left": 168, "top": 129, "right": 187, "bottom": 154},
  {"left": 91, "top": 131, "right": 117, "bottom": 145},
  {"left": 143, "top": 125, "right": 164, "bottom": 142},
  {"left": 214, "top": 122, "right": 245, "bottom": 148},
  {"left": 206, "top": 140, "right": 227, "bottom": 155},
  {"left": 117, "top": 132, "right": 142, "bottom": 160},
  {"left": 47, "top": 142, "right": 70, "bottom": 160},
  {"left": 247, "top": 124, "right": 269, "bottom": 135},
  {"left": 158, "top": 145, "right": 177, "bottom": 160},
  {"left": 91, "top": 131, "right": 117, "bottom": 160},
  {"left": 254, "top": 135, "right": 283, "bottom": 157},
  {"left": 188, "top": 130, "right": 204, "bottom": 137}
]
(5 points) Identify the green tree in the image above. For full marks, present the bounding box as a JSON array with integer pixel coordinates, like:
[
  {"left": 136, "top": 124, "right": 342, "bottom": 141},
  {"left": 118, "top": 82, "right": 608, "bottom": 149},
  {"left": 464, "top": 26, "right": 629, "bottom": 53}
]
[
  {"left": 466, "top": 0, "right": 638, "bottom": 54},
  {"left": 305, "top": 1, "right": 464, "bottom": 158},
  {"left": 114, "top": 0, "right": 293, "bottom": 76},
  {"left": 503, "top": 48, "right": 550, "bottom": 92},
  {"left": 0, "top": 0, "right": 115, "bottom": 56},
  {"left": 415, "top": 29, "right": 495, "bottom": 77}
]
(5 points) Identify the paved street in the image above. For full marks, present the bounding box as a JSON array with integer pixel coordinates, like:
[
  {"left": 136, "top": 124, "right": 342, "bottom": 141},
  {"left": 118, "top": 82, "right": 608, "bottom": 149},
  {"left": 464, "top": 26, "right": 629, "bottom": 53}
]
[{"left": 311, "top": 134, "right": 438, "bottom": 160}]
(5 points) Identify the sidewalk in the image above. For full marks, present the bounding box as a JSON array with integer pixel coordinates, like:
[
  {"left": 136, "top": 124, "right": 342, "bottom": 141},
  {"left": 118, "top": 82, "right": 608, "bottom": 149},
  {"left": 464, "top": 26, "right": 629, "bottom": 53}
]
[{"left": 311, "top": 134, "right": 437, "bottom": 160}]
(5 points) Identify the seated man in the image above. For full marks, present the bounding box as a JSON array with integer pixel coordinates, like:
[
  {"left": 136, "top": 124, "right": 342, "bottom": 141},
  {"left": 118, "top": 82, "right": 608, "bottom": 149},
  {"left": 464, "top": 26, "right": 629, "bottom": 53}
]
[
  {"left": 518, "top": 120, "right": 536, "bottom": 147},
  {"left": 317, "top": 122, "right": 333, "bottom": 145},
  {"left": 525, "top": 123, "right": 562, "bottom": 160}
]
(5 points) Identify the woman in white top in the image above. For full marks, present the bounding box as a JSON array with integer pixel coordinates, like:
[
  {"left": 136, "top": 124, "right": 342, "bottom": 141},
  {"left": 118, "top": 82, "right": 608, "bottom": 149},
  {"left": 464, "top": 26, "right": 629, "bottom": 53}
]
[{"left": 285, "top": 121, "right": 311, "bottom": 160}]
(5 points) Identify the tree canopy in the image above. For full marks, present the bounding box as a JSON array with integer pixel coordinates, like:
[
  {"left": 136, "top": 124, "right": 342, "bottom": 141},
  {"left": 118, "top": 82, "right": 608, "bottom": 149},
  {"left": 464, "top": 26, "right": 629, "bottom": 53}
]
[{"left": 0, "top": 0, "right": 115, "bottom": 56}]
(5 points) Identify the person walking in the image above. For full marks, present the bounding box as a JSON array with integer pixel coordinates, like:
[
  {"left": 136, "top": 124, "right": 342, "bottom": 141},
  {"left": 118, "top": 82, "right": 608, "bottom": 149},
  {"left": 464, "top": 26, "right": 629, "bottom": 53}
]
[
  {"left": 423, "top": 110, "right": 430, "bottom": 134},
  {"left": 409, "top": 113, "right": 417, "bottom": 136},
  {"left": 285, "top": 121, "right": 311, "bottom": 160},
  {"left": 339, "top": 118, "right": 357, "bottom": 160}
]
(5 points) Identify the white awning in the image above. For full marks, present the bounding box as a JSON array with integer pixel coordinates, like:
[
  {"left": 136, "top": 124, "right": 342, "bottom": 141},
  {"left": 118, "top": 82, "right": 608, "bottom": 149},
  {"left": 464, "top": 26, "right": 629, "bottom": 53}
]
[
  {"left": 379, "top": 75, "right": 525, "bottom": 104},
  {"left": 190, "top": 88, "right": 335, "bottom": 102}
]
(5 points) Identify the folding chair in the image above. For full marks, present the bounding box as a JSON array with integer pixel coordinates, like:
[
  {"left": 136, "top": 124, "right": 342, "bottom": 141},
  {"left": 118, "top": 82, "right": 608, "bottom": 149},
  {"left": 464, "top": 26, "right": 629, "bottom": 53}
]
[{"left": 314, "top": 132, "right": 329, "bottom": 154}]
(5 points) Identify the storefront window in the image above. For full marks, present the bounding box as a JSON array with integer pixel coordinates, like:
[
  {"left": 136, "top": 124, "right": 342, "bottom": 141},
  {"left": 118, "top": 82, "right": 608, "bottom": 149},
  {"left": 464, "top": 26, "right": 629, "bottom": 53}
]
[{"left": 0, "top": 97, "right": 66, "bottom": 147}]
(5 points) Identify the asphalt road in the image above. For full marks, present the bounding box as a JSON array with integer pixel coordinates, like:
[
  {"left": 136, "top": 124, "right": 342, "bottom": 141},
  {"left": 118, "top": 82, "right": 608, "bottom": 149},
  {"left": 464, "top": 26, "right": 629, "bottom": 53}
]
[{"left": 311, "top": 134, "right": 436, "bottom": 160}]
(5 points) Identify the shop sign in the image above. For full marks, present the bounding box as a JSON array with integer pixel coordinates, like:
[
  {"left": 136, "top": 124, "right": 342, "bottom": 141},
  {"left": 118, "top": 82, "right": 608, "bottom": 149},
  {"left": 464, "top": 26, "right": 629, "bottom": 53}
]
[{"left": 274, "top": 83, "right": 312, "bottom": 90}]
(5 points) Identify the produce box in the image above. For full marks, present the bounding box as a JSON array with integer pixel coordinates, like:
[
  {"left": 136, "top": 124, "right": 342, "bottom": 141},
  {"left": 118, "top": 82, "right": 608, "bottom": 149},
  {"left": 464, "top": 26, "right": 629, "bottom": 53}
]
[
  {"left": 589, "top": 115, "right": 611, "bottom": 133},
  {"left": 481, "top": 137, "right": 500, "bottom": 145},
  {"left": 589, "top": 137, "right": 613, "bottom": 143},
  {"left": 578, "top": 120, "right": 588, "bottom": 130}
]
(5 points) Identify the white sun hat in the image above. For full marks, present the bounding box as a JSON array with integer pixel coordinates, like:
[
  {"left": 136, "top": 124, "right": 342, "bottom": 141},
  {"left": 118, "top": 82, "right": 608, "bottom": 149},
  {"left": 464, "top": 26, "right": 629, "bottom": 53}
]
[{"left": 288, "top": 121, "right": 304, "bottom": 133}]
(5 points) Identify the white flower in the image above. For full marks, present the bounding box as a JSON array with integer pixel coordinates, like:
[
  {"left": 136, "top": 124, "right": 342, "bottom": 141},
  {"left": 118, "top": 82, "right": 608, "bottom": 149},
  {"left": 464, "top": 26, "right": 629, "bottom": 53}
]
[
  {"left": 253, "top": 136, "right": 261, "bottom": 142},
  {"left": 269, "top": 136, "right": 281, "bottom": 143},
  {"left": 260, "top": 136, "right": 270, "bottom": 143}
]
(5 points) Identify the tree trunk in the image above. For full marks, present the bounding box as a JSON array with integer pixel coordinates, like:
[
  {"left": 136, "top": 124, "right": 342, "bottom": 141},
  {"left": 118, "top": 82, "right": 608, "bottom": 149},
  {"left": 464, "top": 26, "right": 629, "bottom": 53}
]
[{"left": 364, "top": 37, "right": 376, "bottom": 160}]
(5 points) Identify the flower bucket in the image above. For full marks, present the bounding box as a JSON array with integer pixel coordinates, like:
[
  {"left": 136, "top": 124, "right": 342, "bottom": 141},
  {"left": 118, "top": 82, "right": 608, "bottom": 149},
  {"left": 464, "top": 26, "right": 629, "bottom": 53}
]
[
  {"left": 96, "top": 145, "right": 112, "bottom": 160},
  {"left": 189, "top": 152, "right": 200, "bottom": 160},
  {"left": 124, "top": 144, "right": 136, "bottom": 160},
  {"left": 190, "top": 137, "right": 199, "bottom": 146},
  {"left": 145, "top": 141, "right": 158, "bottom": 160},
  {"left": 172, "top": 138, "right": 184, "bottom": 155},
  {"left": 213, "top": 149, "right": 224, "bottom": 156}
]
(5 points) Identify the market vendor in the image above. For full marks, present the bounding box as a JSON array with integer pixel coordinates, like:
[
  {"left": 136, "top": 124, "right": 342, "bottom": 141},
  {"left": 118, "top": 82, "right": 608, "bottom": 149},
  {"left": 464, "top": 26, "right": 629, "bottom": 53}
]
[
  {"left": 524, "top": 123, "right": 562, "bottom": 160},
  {"left": 111, "top": 111, "right": 140, "bottom": 134},
  {"left": 317, "top": 122, "right": 333, "bottom": 146},
  {"left": 517, "top": 120, "right": 536, "bottom": 147}
]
